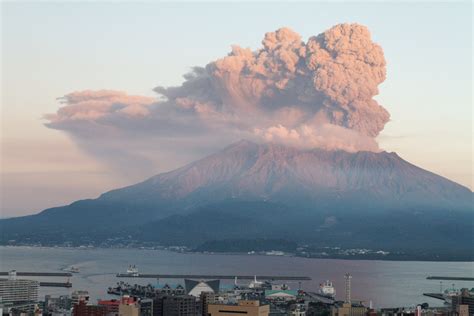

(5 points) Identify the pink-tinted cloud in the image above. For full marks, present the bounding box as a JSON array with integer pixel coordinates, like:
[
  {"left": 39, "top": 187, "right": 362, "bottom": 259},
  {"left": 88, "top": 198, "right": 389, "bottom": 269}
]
[
  {"left": 45, "top": 23, "right": 390, "bottom": 175},
  {"left": 46, "top": 90, "right": 155, "bottom": 123}
]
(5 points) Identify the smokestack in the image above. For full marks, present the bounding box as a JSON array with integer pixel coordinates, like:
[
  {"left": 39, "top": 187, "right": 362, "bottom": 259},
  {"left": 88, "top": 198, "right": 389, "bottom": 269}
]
[{"left": 344, "top": 273, "right": 352, "bottom": 304}]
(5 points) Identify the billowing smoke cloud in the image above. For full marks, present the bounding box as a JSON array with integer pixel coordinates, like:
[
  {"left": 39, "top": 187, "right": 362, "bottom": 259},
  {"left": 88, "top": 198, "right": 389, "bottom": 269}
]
[
  {"left": 46, "top": 90, "right": 155, "bottom": 133},
  {"left": 46, "top": 23, "right": 390, "bottom": 177}
]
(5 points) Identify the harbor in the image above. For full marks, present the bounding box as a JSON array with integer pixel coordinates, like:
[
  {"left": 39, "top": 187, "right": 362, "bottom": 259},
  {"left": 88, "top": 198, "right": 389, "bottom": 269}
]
[
  {"left": 117, "top": 264, "right": 311, "bottom": 280},
  {"left": 2, "top": 246, "right": 473, "bottom": 308}
]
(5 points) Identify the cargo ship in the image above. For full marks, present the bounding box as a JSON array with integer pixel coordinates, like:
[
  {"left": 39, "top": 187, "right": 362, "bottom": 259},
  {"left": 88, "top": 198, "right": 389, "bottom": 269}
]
[
  {"left": 319, "top": 280, "right": 336, "bottom": 298},
  {"left": 126, "top": 265, "right": 139, "bottom": 277}
]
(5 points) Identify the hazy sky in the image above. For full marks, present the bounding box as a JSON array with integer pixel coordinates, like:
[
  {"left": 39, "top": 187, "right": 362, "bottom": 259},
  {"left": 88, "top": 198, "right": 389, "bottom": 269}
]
[{"left": 1, "top": 1, "right": 472, "bottom": 217}]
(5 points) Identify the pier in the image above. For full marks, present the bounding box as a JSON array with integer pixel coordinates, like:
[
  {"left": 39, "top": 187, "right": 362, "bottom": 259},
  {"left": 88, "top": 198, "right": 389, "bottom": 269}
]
[
  {"left": 305, "top": 292, "right": 335, "bottom": 304},
  {"left": 0, "top": 272, "right": 73, "bottom": 277},
  {"left": 116, "top": 274, "right": 311, "bottom": 280},
  {"left": 423, "top": 293, "right": 444, "bottom": 301},
  {"left": 427, "top": 276, "right": 474, "bottom": 281},
  {"left": 39, "top": 281, "right": 72, "bottom": 288}
]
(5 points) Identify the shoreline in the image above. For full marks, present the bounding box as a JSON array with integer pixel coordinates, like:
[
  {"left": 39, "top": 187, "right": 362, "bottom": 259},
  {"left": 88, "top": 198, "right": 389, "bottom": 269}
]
[{"left": 1, "top": 245, "right": 473, "bottom": 263}]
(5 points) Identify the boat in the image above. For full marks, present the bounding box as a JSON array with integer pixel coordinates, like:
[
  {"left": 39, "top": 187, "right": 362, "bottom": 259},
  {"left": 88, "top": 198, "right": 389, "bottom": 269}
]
[
  {"left": 319, "top": 280, "right": 336, "bottom": 298},
  {"left": 265, "top": 250, "right": 285, "bottom": 256},
  {"left": 248, "top": 276, "right": 263, "bottom": 288},
  {"left": 63, "top": 266, "right": 80, "bottom": 273},
  {"left": 126, "top": 265, "right": 139, "bottom": 277}
]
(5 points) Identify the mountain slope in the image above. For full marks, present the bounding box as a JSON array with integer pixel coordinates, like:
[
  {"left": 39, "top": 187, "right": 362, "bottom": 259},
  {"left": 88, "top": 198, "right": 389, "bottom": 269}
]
[
  {"left": 1, "top": 140, "right": 472, "bottom": 258},
  {"left": 102, "top": 139, "right": 471, "bottom": 209}
]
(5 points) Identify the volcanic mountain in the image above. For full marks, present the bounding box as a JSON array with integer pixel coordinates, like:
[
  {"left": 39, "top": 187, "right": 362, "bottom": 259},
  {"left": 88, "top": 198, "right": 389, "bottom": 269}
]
[{"left": 2, "top": 140, "right": 472, "bottom": 259}]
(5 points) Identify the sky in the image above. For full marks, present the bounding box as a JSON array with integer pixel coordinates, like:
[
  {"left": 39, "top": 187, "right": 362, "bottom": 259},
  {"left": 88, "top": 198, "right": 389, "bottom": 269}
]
[{"left": 1, "top": 1, "right": 472, "bottom": 218}]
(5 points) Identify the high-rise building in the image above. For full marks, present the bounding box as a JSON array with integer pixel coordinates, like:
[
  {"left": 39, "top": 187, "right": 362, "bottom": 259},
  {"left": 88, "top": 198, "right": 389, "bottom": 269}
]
[
  {"left": 0, "top": 270, "right": 39, "bottom": 313},
  {"left": 97, "top": 296, "right": 153, "bottom": 316},
  {"left": 139, "top": 298, "right": 153, "bottom": 316},
  {"left": 73, "top": 301, "right": 107, "bottom": 316},
  {"left": 200, "top": 292, "right": 218, "bottom": 316},
  {"left": 72, "top": 291, "right": 90, "bottom": 306},
  {"left": 162, "top": 295, "right": 200, "bottom": 316},
  {"left": 207, "top": 300, "right": 269, "bottom": 316},
  {"left": 98, "top": 299, "right": 120, "bottom": 316},
  {"left": 452, "top": 289, "right": 474, "bottom": 315},
  {"left": 456, "top": 304, "right": 469, "bottom": 316},
  {"left": 152, "top": 295, "right": 165, "bottom": 316},
  {"left": 44, "top": 295, "right": 73, "bottom": 314},
  {"left": 118, "top": 295, "right": 139, "bottom": 316}
]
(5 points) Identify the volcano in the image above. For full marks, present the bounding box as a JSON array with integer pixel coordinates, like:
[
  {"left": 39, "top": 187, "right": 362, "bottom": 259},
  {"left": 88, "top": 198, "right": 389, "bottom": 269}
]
[{"left": 2, "top": 140, "right": 472, "bottom": 260}]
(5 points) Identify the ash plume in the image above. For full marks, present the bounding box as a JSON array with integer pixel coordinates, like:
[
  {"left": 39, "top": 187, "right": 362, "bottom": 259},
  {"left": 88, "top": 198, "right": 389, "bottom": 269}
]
[{"left": 46, "top": 23, "right": 390, "bottom": 176}]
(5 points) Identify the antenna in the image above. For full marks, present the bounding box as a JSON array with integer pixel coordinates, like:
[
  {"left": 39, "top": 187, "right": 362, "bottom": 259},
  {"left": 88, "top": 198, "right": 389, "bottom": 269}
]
[{"left": 344, "top": 273, "right": 352, "bottom": 304}]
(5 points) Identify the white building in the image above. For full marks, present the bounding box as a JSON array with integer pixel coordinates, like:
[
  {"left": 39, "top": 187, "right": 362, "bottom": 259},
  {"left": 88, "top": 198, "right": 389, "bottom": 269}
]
[
  {"left": 0, "top": 271, "right": 39, "bottom": 313},
  {"left": 71, "top": 291, "right": 90, "bottom": 306},
  {"left": 184, "top": 279, "right": 220, "bottom": 297}
]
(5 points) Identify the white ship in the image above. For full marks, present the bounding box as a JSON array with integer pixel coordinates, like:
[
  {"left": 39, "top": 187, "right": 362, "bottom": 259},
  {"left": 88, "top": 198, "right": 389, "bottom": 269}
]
[
  {"left": 63, "top": 266, "right": 80, "bottom": 273},
  {"left": 319, "top": 280, "right": 336, "bottom": 298},
  {"left": 248, "top": 276, "right": 263, "bottom": 288},
  {"left": 126, "top": 265, "right": 139, "bottom": 276},
  {"left": 265, "top": 250, "right": 285, "bottom": 256}
]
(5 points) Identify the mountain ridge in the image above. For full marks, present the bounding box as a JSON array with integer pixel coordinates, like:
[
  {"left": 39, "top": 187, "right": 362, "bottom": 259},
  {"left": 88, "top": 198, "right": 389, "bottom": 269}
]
[
  {"left": 100, "top": 139, "right": 471, "bottom": 209},
  {"left": 1, "top": 140, "right": 472, "bottom": 260}
]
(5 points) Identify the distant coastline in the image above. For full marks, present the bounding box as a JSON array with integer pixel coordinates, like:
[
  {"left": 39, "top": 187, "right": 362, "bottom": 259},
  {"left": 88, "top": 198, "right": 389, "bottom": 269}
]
[{"left": 1, "top": 244, "right": 472, "bottom": 262}]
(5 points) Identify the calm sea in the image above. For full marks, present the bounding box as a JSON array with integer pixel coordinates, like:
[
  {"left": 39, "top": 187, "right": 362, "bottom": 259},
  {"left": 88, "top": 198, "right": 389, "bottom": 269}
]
[{"left": 0, "top": 246, "right": 472, "bottom": 308}]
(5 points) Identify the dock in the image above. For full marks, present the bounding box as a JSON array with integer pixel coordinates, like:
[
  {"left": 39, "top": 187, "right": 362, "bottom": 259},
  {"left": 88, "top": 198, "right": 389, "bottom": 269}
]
[
  {"left": 0, "top": 272, "right": 73, "bottom": 277},
  {"left": 427, "top": 276, "right": 474, "bottom": 281},
  {"left": 423, "top": 293, "right": 444, "bottom": 301},
  {"left": 305, "top": 292, "right": 335, "bottom": 304},
  {"left": 116, "top": 274, "right": 311, "bottom": 280},
  {"left": 39, "top": 282, "right": 72, "bottom": 288}
]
